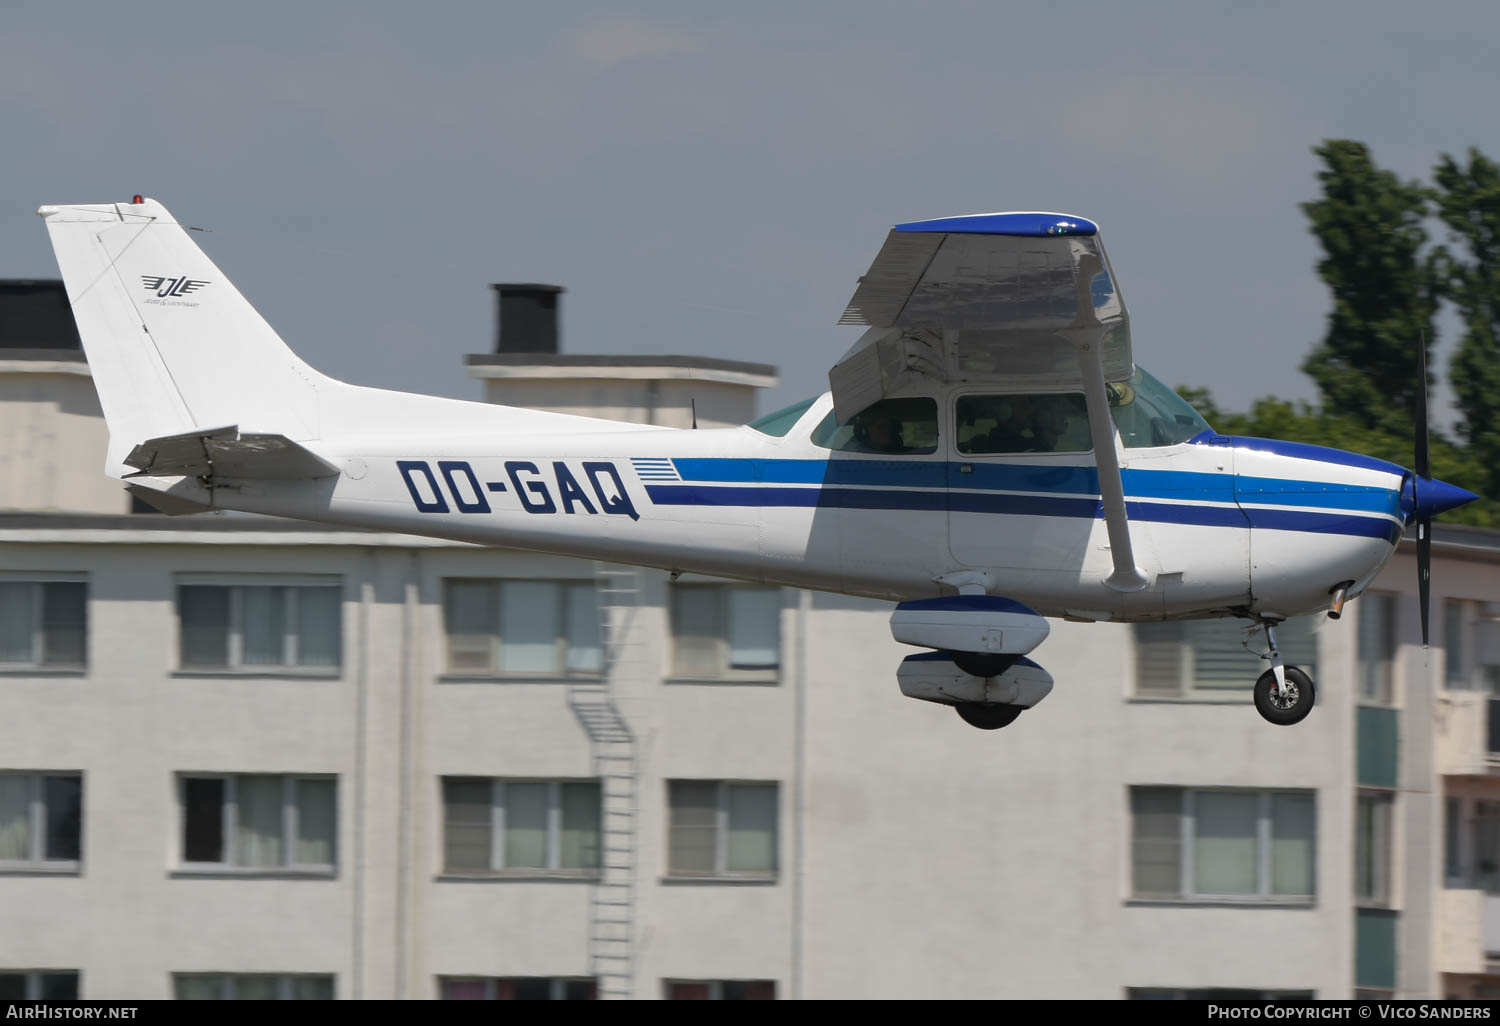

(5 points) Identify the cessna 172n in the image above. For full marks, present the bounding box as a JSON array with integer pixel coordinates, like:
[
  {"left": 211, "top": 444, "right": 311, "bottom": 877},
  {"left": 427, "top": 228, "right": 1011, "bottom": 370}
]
[{"left": 37, "top": 198, "right": 1478, "bottom": 730}]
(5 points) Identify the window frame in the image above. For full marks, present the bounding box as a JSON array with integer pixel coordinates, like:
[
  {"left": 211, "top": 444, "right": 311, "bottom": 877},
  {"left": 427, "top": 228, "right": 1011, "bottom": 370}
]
[
  {"left": 1127, "top": 988, "right": 1314, "bottom": 1000},
  {"left": 174, "top": 575, "right": 344, "bottom": 676},
  {"left": 439, "top": 777, "right": 602, "bottom": 878},
  {"left": 667, "top": 584, "right": 783, "bottom": 683},
  {"left": 663, "top": 979, "right": 777, "bottom": 1000},
  {"left": 1446, "top": 794, "right": 1500, "bottom": 893},
  {"left": 809, "top": 396, "right": 940, "bottom": 456},
  {"left": 1131, "top": 616, "right": 1320, "bottom": 701},
  {"left": 1444, "top": 598, "right": 1500, "bottom": 693},
  {"left": 0, "top": 971, "right": 81, "bottom": 1001},
  {"left": 0, "top": 771, "right": 83, "bottom": 873},
  {"left": 1129, "top": 786, "right": 1317, "bottom": 904},
  {"left": 175, "top": 773, "right": 337, "bottom": 875},
  {"left": 1356, "top": 591, "right": 1398, "bottom": 706},
  {"left": 951, "top": 388, "right": 1095, "bottom": 457},
  {"left": 0, "top": 576, "right": 88, "bottom": 673},
  {"left": 171, "top": 973, "right": 335, "bottom": 1000},
  {"left": 441, "top": 578, "right": 603, "bottom": 680},
  {"left": 1354, "top": 789, "right": 1395, "bottom": 908},
  {"left": 437, "top": 976, "right": 597, "bottom": 1000},
  {"left": 665, "top": 779, "right": 779, "bottom": 881}
]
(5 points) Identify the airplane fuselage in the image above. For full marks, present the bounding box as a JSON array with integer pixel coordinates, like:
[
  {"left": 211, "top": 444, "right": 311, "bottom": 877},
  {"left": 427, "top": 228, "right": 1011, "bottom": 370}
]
[{"left": 187, "top": 392, "right": 1407, "bottom": 623}]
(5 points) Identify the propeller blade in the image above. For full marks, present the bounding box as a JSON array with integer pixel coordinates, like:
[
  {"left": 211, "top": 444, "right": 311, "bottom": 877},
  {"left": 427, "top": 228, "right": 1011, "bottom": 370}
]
[
  {"left": 1418, "top": 518, "right": 1431, "bottom": 647},
  {"left": 1416, "top": 330, "right": 1430, "bottom": 480},
  {"left": 1416, "top": 330, "right": 1431, "bottom": 646}
]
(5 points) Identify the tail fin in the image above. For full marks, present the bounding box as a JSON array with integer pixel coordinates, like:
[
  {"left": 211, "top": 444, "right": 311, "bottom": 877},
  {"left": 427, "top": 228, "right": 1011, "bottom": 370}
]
[{"left": 38, "top": 198, "right": 327, "bottom": 475}]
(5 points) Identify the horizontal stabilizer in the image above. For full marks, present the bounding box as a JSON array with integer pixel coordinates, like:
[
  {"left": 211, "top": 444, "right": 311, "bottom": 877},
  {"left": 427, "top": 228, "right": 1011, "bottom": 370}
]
[
  {"left": 124, "top": 483, "right": 214, "bottom": 515},
  {"left": 124, "top": 426, "right": 338, "bottom": 481}
]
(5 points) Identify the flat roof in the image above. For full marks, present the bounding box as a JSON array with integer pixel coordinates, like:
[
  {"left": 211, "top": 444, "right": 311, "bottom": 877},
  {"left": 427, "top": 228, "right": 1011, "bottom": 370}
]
[{"left": 465, "top": 352, "right": 779, "bottom": 387}]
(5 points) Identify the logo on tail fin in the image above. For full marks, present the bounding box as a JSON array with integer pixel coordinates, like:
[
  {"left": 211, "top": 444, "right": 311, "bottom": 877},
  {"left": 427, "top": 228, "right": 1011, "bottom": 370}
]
[{"left": 141, "top": 275, "right": 210, "bottom": 299}]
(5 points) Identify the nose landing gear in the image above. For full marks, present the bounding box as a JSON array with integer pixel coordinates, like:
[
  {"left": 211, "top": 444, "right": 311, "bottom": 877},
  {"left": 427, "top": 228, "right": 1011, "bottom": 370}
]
[{"left": 1251, "top": 620, "right": 1316, "bottom": 725}]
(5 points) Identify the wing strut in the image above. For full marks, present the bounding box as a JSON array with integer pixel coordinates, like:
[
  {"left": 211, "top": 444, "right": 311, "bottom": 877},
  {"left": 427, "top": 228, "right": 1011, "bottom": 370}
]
[{"left": 1075, "top": 338, "right": 1148, "bottom": 593}]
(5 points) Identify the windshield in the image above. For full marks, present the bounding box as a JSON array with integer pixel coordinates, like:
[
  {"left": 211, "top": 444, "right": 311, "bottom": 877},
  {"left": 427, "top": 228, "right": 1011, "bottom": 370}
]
[
  {"left": 1108, "top": 367, "right": 1211, "bottom": 448},
  {"left": 747, "top": 397, "right": 817, "bottom": 437}
]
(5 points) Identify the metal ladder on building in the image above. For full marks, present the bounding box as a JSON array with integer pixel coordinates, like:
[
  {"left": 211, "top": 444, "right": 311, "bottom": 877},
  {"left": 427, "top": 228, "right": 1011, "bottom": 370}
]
[{"left": 567, "top": 563, "right": 642, "bottom": 1000}]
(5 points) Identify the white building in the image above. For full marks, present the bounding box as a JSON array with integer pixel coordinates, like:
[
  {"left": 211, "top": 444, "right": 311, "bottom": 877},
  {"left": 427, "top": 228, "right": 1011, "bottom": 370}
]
[{"left": 0, "top": 279, "right": 1496, "bottom": 1000}]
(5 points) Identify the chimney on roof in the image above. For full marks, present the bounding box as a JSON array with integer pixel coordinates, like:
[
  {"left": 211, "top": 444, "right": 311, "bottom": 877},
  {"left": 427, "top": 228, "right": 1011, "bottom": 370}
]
[{"left": 490, "top": 284, "right": 563, "bottom": 355}]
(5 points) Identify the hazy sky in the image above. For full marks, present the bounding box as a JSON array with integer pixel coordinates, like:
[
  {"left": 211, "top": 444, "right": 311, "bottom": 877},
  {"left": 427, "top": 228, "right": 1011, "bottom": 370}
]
[{"left": 3, "top": 1, "right": 1498, "bottom": 424}]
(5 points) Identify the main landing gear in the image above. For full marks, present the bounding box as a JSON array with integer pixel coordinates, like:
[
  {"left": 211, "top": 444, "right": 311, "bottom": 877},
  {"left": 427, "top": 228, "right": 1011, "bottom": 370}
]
[{"left": 1251, "top": 619, "right": 1316, "bottom": 726}]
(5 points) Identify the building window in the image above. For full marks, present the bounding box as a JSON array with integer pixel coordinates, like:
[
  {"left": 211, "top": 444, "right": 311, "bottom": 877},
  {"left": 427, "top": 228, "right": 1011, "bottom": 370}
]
[
  {"left": 0, "top": 773, "right": 81, "bottom": 871},
  {"left": 0, "top": 972, "right": 79, "bottom": 1000},
  {"left": 178, "top": 581, "right": 342, "bottom": 672},
  {"left": 1446, "top": 796, "right": 1500, "bottom": 893},
  {"left": 1444, "top": 600, "right": 1500, "bottom": 694},
  {"left": 439, "top": 977, "right": 596, "bottom": 1000},
  {"left": 443, "top": 580, "right": 601, "bottom": 677},
  {"left": 1128, "top": 988, "right": 1313, "bottom": 1000},
  {"left": 1355, "top": 790, "right": 1394, "bottom": 905},
  {"left": 173, "top": 974, "right": 333, "bottom": 999},
  {"left": 1130, "top": 787, "right": 1315, "bottom": 901},
  {"left": 1357, "top": 592, "right": 1397, "bottom": 704},
  {"left": 441, "top": 779, "right": 600, "bottom": 874},
  {"left": 178, "top": 774, "right": 336, "bottom": 872},
  {"left": 0, "top": 581, "right": 86, "bottom": 670},
  {"left": 665, "top": 980, "right": 776, "bottom": 1000},
  {"left": 670, "top": 586, "right": 781, "bottom": 681},
  {"left": 1133, "top": 616, "right": 1317, "bottom": 697},
  {"left": 667, "top": 781, "right": 778, "bottom": 879}
]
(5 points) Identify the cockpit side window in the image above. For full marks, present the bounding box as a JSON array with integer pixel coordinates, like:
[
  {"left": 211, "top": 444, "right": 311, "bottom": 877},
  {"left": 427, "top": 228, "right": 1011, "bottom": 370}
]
[
  {"left": 956, "top": 393, "right": 1092, "bottom": 455},
  {"left": 811, "top": 397, "right": 938, "bottom": 455}
]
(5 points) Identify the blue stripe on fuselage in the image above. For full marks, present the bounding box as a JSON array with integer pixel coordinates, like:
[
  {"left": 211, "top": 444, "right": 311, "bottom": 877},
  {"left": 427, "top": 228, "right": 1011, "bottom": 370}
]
[
  {"left": 643, "top": 482, "right": 1402, "bottom": 541},
  {"left": 663, "top": 458, "right": 1400, "bottom": 516}
]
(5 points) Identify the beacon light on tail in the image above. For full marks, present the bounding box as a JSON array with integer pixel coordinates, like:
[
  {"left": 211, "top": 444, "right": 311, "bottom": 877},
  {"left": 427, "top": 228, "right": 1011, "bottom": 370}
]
[{"left": 37, "top": 197, "right": 1478, "bottom": 731}]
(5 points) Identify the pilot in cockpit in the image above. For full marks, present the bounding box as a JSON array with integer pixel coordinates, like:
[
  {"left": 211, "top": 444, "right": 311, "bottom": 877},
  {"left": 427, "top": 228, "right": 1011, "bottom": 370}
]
[{"left": 855, "top": 411, "right": 905, "bottom": 454}]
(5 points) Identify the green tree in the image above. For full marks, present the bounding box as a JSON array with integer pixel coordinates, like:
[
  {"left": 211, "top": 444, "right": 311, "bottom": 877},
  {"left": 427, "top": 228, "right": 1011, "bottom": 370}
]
[
  {"left": 1174, "top": 139, "right": 1500, "bottom": 527},
  {"left": 1301, "top": 140, "right": 1436, "bottom": 436},
  {"left": 1432, "top": 148, "right": 1500, "bottom": 500}
]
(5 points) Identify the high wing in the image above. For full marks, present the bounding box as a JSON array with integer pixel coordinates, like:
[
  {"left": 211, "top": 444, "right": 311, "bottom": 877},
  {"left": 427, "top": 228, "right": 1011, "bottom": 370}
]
[
  {"left": 835, "top": 212, "right": 1145, "bottom": 591},
  {"left": 833, "top": 212, "right": 1130, "bottom": 418}
]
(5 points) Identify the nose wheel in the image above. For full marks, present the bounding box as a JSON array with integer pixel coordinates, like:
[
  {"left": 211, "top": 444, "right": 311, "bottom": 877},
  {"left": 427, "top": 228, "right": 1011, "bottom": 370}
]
[
  {"left": 1251, "top": 620, "right": 1315, "bottom": 725},
  {"left": 1254, "top": 665, "right": 1315, "bottom": 725}
]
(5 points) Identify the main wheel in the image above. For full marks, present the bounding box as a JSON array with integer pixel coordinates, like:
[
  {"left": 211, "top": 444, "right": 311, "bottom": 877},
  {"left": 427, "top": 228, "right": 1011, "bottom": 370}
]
[
  {"left": 955, "top": 703, "right": 1024, "bottom": 730},
  {"left": 1253, "top": 665, "right": 1315, "bottom": 725},
  {"left": 951, "top": 652, "right": 1018, "bottom": 678}
]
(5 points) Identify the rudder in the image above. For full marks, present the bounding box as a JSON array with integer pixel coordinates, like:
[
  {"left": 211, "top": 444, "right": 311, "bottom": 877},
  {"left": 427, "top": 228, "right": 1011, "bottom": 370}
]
[{"left": 38, "top": 198, "right": 327, "bottom": 476}]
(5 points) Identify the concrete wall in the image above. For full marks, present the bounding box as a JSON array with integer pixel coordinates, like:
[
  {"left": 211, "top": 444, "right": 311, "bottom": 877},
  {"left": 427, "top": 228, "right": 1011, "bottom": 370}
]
[{"left": 0, "top": 366, "right": 124, "bottom": 514}]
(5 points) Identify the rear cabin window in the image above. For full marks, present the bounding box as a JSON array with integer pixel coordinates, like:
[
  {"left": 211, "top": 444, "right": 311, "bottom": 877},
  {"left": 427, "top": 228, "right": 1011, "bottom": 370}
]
[
  {"left": 747, "top": 398, "right": 817, "bottom": 437},
  {"left": 956, "top": 393, "right": 1092, "bottom": 455},
  {"left": 811, "top": 397, "right": 938, "bottom": 455}
]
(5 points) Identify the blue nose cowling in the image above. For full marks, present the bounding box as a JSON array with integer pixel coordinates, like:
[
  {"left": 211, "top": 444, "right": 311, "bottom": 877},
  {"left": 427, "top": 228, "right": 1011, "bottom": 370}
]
[{"left": 1411, "top": 476, "right": 1480, "bottom": 521}]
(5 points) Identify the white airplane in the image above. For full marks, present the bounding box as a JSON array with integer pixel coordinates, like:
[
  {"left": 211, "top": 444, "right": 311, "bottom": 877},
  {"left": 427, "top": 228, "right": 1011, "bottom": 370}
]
[{"left": 37, "top": 198, "right": 1478, "bottom": 730}]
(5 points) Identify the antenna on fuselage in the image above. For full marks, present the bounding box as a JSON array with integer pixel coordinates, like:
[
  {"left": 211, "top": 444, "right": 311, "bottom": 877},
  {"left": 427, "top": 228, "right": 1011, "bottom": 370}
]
[{"left": 691, "top": 397, "right": 698, "bottom": 429}]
